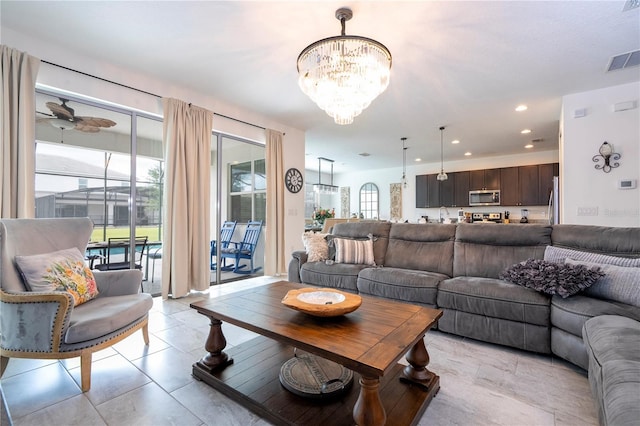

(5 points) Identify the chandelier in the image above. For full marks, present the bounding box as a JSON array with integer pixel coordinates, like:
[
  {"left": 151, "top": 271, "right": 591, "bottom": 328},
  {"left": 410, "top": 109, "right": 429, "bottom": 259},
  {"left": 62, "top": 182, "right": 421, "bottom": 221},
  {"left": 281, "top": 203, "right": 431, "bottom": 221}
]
[
  {"left": 313, "top": 157, "right": 339, "bottom": 194},
  {"left": 437, "top": 126, "right": 448, "bottom": 181},
  {"left": 296, "top": 8, "right": 392, "bottom": 125}
]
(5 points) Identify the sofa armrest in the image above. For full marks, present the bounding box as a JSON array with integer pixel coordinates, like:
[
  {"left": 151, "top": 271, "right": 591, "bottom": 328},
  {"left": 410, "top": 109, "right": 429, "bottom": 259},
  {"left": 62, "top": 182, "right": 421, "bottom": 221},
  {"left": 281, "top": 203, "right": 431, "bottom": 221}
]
[
  {"left": 93, "top": 269, "right": 143, "bottom": 297},
  {"left": 0, "top": 289, "right": 73, "bottom": 352},
  {"left": 288, "top": 250, "right": 308, "bottom": 283}
]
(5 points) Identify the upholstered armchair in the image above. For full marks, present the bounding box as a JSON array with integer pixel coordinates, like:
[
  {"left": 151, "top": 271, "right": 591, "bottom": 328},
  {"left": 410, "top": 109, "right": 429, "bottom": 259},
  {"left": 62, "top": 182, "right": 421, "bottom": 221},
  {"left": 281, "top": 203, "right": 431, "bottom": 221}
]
[{"left": 0, "top": 218, "right": 153, "bottom": 391}]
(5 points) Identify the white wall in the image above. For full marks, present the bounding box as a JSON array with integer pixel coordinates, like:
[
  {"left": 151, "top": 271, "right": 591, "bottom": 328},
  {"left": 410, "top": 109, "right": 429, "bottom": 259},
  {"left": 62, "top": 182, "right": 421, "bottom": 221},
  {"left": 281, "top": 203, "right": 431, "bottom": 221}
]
[
  {"left": 4, "top": 30, "right": 307, "bottom": 269},
  {"left": 335, "top": 150, "right": 559, "bottom": 223},
  {"left": 561, "top": 82, "right": 640, "bottom": 227}
]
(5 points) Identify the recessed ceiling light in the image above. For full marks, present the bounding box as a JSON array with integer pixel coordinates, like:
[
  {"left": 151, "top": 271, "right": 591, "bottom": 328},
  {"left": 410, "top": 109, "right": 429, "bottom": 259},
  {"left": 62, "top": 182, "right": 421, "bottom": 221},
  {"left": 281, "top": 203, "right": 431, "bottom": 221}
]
[
  {"left": 521, "top": 129, "right": 531, "bottom": 134},
  {"left": 525, "top": 144, "right": 534, "bottom": 149},
  {"left": 414, "top": 158, "right": 422, "bottom": 162},
  {"left": 464, "top": 152, "right": 472, "bottom": 156},
  {"left": 451, "top": 139, "right": 460, "bottom": 144},
  {"left": 515, "top": 105, "right": 528, "bottom": 112}
]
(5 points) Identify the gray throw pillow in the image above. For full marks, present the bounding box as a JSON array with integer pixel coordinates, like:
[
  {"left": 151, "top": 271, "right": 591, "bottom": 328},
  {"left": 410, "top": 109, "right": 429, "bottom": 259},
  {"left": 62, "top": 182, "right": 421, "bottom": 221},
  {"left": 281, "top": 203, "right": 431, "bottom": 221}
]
[
  {"left": 566, "top": 258, "right": 640, "bottom": 307},
  {"left": 544, "top": 246, "right": 640, "bottom": 267},
  {"left": 500, "top": 258, "right": 604, "bottom": 298}
]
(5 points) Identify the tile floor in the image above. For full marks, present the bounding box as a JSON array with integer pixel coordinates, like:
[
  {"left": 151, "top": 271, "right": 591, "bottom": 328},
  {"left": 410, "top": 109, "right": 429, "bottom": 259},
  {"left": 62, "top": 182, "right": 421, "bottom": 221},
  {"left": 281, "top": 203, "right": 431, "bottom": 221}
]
[{"left": 2, "top": 276, "right": 599, "bottom": 426}]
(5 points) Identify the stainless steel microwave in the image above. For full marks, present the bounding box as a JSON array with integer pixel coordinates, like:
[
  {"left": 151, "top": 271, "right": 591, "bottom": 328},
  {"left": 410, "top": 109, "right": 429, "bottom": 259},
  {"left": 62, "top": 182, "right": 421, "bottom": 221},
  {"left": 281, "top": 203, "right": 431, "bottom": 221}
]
[{"left": 469, "top": 190, "right": 500, "bottom": 206}]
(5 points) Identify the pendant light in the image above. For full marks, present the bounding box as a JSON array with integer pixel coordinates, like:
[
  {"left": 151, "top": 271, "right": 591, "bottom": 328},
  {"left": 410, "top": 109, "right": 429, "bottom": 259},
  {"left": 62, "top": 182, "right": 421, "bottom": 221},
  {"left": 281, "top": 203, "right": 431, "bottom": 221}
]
[
  {"left": 436, "top": 126, "right": 448, "bottom": 181},
  {"left": 313, "top": 157, "right": 339, "bottom": 193},
  {"left": 401, "top": 137, "right": 408, "bottom": 188}
]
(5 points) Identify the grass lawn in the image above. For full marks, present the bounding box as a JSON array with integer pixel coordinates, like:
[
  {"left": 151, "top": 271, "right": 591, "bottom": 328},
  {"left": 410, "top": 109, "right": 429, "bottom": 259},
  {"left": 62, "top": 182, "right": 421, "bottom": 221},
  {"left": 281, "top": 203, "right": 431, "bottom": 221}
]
[{"left": 90, "top": 226, "right": 162, "bottom": 243}]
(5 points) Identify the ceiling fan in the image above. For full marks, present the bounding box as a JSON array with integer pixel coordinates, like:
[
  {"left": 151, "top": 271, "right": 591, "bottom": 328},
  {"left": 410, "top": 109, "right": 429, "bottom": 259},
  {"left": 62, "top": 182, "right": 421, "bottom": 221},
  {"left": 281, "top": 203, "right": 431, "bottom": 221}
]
[{"left": 37, "top": 98, "right": 116, "bottom": 133}]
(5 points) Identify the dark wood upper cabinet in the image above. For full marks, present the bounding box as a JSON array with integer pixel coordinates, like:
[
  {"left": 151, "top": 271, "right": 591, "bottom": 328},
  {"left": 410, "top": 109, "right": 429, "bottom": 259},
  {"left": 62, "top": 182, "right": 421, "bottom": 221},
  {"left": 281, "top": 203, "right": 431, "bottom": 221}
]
[
  {"left": 518, "top": 165, "right": 540, "bottom": 206},
  {"left": 427, "top": 174, "right": 440, "bottom": 208},
  {"left": 500, "top": 167, "right": 519, "bottom": 206},
  {"left": 454, "top": 171, "right": 470, "bottom": 207},
  {"left": 538, "top": 163, "right": 559, "bottom": 205},
  {"left": 415, "top": 175, "right": 428, "bottom": 208},
  {"left": 439, "top": 174, "right": 455, "bottom": 207},
  {"left": 470, "top": 168, "right": 500, "bottom": 190}
]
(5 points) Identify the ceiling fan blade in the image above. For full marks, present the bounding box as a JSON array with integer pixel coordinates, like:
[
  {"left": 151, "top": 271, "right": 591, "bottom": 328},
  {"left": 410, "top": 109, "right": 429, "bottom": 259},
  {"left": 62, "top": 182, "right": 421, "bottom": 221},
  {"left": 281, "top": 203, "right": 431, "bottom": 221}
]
[
  {"left": 74, "top": 123, "right": 100, "bottom": 133},
  {"left": 36, "top": 110, "right": 54, "bottom": 117},
  {"left": 46, "top": 101, "right": 74, "bottom": 120},
  {"left": 75, "top": 116, "right": 116, "bottom": 128}
]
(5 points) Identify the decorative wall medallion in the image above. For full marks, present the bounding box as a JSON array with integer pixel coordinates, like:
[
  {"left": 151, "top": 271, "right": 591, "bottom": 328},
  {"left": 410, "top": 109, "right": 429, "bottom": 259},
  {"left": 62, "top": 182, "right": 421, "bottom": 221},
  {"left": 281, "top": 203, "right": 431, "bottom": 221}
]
[{"left": 285, "top": 168, "right": 304, "bottom": 193}]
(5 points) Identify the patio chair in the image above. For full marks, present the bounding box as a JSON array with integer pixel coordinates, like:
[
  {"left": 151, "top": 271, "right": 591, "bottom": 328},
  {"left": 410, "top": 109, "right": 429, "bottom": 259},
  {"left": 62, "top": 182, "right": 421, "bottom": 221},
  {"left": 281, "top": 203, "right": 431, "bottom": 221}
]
[
  {"left": 94, "top": 236, "right": 148, "bottom": 272},
  {"left": 210, "top": 221, "right": 237, "bottom": 270},
  {"left": 0, "top": 218, "right": 152, "bottom": 392},
  {"left": 219, "top": 221, "right": 263, "bottom": 274}
]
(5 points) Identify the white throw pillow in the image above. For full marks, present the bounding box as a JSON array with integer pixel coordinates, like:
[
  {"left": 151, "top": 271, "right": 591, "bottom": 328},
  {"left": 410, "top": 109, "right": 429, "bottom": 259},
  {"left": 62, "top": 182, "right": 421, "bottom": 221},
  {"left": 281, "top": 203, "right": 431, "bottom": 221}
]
[{"left": 301, "top": 232, "right": 329, "bottom": 263}]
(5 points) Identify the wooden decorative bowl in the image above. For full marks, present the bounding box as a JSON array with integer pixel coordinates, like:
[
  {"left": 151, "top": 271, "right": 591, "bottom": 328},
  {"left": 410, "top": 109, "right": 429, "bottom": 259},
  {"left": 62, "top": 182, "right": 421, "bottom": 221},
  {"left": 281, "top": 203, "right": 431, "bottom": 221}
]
[{"left": 281, "top": 288, "right": 362, "bottom": 317}]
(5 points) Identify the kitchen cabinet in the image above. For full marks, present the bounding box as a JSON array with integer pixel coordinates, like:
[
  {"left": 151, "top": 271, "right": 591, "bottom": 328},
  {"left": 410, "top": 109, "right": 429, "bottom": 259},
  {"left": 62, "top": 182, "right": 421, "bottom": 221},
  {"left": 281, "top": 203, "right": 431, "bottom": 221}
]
[
  {"left": 453, "top": 171, "right": 470, "bottom": 207},
  {"left": 538, "top": 163, "right": 559, "bottom": 205},
  {"left": 439, "top": 174, "right": 455, "bottom": 207},
  {"left": 426, "top": 174, "right": 440, "bottom": 207},
  {"left": 500, "top": 163, "right": 558, "bottom": 206},
  {"left": 415, "top": 175, "right": 428, "bottom": 208},
  {"left": 470, "top": 168, "right": 500, "bottom": 190}
]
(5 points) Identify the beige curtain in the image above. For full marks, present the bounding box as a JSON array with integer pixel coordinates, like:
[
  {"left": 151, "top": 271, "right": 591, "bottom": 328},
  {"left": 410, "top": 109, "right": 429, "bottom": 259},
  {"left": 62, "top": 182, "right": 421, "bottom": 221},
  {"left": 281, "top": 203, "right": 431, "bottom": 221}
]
[
  {"left": 265, "top": 129, "right": 286, "bottom": 276},
  {"left": 0, "top": 45, "right": 40, "bottom": 218},
  {"left": 161, "top": 98, "right": 213, "bottom": 298}
]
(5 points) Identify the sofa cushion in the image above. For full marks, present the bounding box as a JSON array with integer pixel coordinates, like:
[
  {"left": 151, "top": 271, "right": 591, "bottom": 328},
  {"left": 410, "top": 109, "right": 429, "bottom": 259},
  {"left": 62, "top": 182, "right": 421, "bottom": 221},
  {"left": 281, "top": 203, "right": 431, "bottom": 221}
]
[
  {"left": 357, "top": 267, "right": 447, "bottom": 306},
  {"left": 15, "top": 247, "right": 99, "bottom": 306},
  {"left": 65, "top": 293, "right": 153, "bottom": 344},
  {"left": 551, "top": 224, "right": 640, "bottom": 260},
  {"left": 566, "top": 259, "right": 640, "bottom": 307},
  {"left": 499, "top": 258, "right": 604, "bottom": 298},
  {"left": 453, "top": 224, "right": 552, "bottom": 278},
  {"left": 384, "top": 223, "right": 455, "bottom": 276},
  {"left": 438, "top": 276, "right": 551, "bottom": 326},
  {"left": 299, "top": 262, "right": 370, "bottom": 293},
  {"left": 582, "top": 315, "right": 640, "bottom": 426},
  {"left": 551, "top": 295, "right": 640, "bottom": 337}
]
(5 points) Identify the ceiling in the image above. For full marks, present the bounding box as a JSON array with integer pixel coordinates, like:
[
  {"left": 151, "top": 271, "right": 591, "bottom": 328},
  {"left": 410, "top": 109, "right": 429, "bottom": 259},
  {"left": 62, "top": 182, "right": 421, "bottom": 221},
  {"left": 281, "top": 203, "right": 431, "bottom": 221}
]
[{"left": 2, "top": 1, "right": 639, "bottom": 173}]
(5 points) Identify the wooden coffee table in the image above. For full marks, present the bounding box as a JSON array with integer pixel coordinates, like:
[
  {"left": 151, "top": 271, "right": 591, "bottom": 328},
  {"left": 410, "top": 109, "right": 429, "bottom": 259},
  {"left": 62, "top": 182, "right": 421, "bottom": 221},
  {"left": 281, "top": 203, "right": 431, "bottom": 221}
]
[{"left": 190, "top": 281, "right": 442, "bottom": 426}]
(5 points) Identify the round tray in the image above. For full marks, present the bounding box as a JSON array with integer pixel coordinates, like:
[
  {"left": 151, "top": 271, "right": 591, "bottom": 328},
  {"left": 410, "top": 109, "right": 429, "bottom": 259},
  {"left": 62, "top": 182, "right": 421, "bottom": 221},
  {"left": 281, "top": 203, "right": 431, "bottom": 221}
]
[
  {"left": 279, "top": 353, "right": 353, "bottom": 399},
  {"left": 281, "top": 287, "right": 362, "bottom": 317}
]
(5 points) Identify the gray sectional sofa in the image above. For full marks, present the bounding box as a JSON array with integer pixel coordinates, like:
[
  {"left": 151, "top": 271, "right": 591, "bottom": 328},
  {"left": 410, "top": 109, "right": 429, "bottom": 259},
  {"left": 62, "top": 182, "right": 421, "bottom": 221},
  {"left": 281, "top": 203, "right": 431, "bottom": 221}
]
[{"left": 288, "top": 222, "right": 640, "bottom": 425}]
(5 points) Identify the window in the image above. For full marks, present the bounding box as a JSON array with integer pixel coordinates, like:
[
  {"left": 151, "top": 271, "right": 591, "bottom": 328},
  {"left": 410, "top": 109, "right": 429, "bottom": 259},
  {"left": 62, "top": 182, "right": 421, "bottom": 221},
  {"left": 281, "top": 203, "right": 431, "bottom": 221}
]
[
  {"left": 359, "top": 182, "right": 379, "bottom": 219},
  {"left": 229, "top": 159, "right": 266, "bottom": 223}
]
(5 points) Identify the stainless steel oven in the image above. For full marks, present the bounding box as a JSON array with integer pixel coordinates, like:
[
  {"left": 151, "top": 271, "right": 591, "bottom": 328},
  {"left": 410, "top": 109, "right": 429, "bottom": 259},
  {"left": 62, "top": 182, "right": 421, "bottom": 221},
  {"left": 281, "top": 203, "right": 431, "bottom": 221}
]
[{"left": 469, "top": 190, "right": 500, "bottom": 206}]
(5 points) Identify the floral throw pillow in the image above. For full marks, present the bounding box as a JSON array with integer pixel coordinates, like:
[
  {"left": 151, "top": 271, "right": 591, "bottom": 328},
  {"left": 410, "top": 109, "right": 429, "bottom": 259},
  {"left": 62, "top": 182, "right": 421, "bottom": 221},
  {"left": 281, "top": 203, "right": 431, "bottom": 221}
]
[
  {"left": 15, "top": 247, "right": 99, "bottom": 306},
  {"left": 499, "top": 258, "right": 605, "bottom": 298}
]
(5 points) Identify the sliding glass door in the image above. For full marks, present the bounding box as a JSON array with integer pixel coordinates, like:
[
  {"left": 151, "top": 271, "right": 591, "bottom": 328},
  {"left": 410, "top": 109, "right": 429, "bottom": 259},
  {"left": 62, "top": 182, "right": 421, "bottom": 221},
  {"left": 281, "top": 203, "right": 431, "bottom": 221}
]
[
  {"left": 210, "top": 133, "right": 265, "bottom": 284},
  {"left": 34, "top": 89, "right": 163, "bottom": 294}
]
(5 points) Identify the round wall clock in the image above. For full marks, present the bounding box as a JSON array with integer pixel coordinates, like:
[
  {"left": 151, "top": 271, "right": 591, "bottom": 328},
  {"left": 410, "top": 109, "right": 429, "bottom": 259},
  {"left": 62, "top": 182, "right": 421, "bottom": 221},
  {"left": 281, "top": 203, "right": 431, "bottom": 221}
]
[{"left": 285, "top": 168, "right": 304, "bottom": 193}]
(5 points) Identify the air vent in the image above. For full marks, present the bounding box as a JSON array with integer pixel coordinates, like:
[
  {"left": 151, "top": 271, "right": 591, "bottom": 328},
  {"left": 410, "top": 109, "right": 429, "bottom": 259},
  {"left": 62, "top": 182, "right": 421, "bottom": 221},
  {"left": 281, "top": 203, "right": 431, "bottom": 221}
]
[
  {"left": 531, "top": 138, "right": 544, "bottom": 143},
  {"left": 607, "top": 50, "right": 640, "bottom": 72},
  {"left": 358, "top": 152, "right": 370, "bottom": 157}
]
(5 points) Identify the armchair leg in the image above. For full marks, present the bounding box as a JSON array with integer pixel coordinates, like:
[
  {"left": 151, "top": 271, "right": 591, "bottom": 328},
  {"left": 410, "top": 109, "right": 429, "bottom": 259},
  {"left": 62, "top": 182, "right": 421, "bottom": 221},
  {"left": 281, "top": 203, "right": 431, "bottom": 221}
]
[
  {"left": 0, "top": 356, "right": 9, "bottom": 377},
  {"left": 142, "top": 322, "right": 150, "bottom": 345},
  {"left": 80, "top": 352, "right": 92, "bottom": 392}
]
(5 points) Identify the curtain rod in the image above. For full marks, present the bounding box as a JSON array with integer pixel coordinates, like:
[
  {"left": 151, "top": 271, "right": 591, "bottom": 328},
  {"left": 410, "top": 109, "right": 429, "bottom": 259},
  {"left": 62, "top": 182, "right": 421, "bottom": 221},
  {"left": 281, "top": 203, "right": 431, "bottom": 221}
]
[{"left": 41, "top": 60, "right": 269, "bottom": 131}]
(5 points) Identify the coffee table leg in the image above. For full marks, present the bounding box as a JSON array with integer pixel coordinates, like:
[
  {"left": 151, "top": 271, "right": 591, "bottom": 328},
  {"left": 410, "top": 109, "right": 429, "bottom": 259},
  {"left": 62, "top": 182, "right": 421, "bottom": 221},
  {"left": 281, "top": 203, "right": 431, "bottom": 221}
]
[
  {"left": 401, "top": 337, "right": 437, "bottom": 390},
  {"left": 353, "top": 376, "right": 386, "bottom": 426},
  {"left": 197, "top": 317, "right": 233, "bottom": 372}
]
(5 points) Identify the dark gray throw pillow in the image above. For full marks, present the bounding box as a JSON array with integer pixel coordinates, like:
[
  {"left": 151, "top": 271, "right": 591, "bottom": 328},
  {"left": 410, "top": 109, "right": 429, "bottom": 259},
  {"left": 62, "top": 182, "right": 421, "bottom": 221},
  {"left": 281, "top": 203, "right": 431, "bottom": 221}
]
[{"left": 499, "top": 258, "right": 605, "bottom": 298}]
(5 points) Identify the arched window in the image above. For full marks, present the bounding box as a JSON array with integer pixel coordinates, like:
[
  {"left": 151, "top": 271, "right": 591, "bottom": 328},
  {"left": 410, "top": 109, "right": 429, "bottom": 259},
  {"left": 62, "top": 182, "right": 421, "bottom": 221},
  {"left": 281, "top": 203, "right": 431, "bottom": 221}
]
[{"left": 359, "top": 183, "right": 379, "bottom": 219}]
